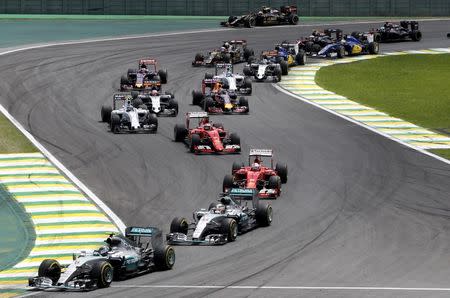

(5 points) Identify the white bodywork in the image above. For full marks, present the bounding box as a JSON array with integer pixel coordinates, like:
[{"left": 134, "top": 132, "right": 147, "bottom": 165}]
[
  {"left": 149, "top": 96, "right": 161, "bottom": 113},
  {"left": 256, "top": 65, "right": 269, "bottom": 80}
]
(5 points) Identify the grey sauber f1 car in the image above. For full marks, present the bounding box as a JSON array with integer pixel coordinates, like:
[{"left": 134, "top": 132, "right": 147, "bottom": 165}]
[
  {"left": 243, "top": 58, "right": 283, "bottom": 82},
  {"left": 29, "top": 227, "right": 175, "bottom": 291},
  {"left": 167, "top": 188, "right": 272, "bottom": 245},
  {"left": 100, "top": 94, "right": 158, "bottom": 133}
]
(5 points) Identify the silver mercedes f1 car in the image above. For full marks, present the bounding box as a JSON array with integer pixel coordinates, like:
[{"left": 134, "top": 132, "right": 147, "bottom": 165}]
[
  {"left": 167, "top": 188, "right": 272, "bottom": 245},
  {"left": 28, "top": 227, "right": 175, "bottom": 291}
]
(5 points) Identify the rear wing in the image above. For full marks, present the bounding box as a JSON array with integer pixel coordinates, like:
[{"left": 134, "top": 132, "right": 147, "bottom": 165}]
[
  {"left": 125, "top": 226, "right": 160, "bottom": 237},
  {"left": 215, "top": 63, "right": 234, "bottom": 75},
  {"left": 262, "top": 50, "right": 278, "bottom": 58},
  {"left": 113, "top": 93, "right": 130, "bottom": 109},
  {"left": 227, "top": 188, "right": 259, "bottom": 208},
  {"left": 280, "top": 5, "right": 297, "bottom": 14},
  {"left": 139, "top": 59, "right": 157, "bottom": 65},
  {"left": 400, "top": 20, "right": 419, "bottom": 31},
  {"left": 249, "top": 149, "right": 273, "bottom": 157},
  {"left": 187, "top": 111, "right": 208, "bottom": 118},
  {"left": 225, "top": 40, "right": 247, "bottom": 46}
]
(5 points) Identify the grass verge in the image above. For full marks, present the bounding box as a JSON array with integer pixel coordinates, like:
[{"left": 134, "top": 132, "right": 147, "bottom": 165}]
[
  {"left": 0, "top": 113, "right": 36, "bottom": 153},
  {"left": 315, "top": 54, "right": 450, "bottom": 160}
]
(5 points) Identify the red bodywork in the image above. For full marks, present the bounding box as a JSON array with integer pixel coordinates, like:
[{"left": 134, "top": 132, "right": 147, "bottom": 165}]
[
  {"left": 231, "top": 165, "right": 280, "bottom": 199},
  {"left": 185, "top": 113, "right": 240, "bottom": 154}
]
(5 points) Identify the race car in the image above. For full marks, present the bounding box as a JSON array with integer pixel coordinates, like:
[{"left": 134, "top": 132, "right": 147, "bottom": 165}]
[
  {"left": 29, "top": 226, "right": 175, "bottom": 291},
  {"left": 271, "top": 41, "right": 307, "bottom": 72},
  {"left": 223, "top": 149, "right": 288, "bottom": 199},
  {"left": 120, "top": 59, "right": 168, "bottom": 91},
  {"left": 192, "top": 78, "right": 249, "bottom": 114},
  {"left": 192, "top": 40, "right": 254, "bottom": 67},
  {"left": 167, "top": 188, "right": 272, "bottom": 245},
  {"left": 342, "top": 32, "right": 379, "bottom": 55},
  {"left": 369, "top": 21, "right": 422, "bottom": 42},
  {"left": 100, "top": 94, "right": 158, "bottom": 134},
  {"left": 204, "top": 63, "right": 252, "bottom": 95},
  {"left": 300, "top": 29, "right": 345, "bottom": 58},
  {"left": 260, "top": 50, "right": 289, "bottom": 75},
  {"left": 221, "top": 5, "right": 299, "bottom": 27},
  {"left": 130, "top": 90, "right": 178, "bottom": 117},
  {"left": 174, "top": 111, "right": 241, "bottom": 154},
  {"left": 243, "top": 57, "right": 283, "bottom": 82}
]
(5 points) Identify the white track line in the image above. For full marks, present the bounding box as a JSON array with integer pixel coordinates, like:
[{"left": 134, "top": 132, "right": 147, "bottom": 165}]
[
  {"left": 110, "top": 285, "right": 450, "bottom": 291},
  {"left": 273, "top": 84, "right": 450, "bottom": 166}
]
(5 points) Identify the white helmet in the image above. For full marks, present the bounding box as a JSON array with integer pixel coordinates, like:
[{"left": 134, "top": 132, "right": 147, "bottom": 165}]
[{"left": 251, "top": 163, "right": 261, "bottom": 171}]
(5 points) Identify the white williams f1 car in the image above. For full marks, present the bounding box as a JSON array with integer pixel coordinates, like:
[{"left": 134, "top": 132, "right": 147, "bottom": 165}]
[
  {"left": 100, "top": 94, "right": 158, "bottom": 133},
  {"left": 205, "top": 63, "right": 252, "bottom": 95},
  {"left": 243, "top": 58, "right": 283, "bottom": 82},
  {"left": 167, "top": 188, "right": 272, "bottom": 245}
]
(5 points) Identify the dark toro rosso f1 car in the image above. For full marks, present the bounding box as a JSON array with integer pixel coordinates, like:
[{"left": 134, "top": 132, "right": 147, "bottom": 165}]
[
  {"left": 167, "top": 188, "right": 272, "bottom": 245},
  {"left": 192, "top": 78, "right": 249, "bottom": 114},
  {"left": 223, "top": 149, "right": 288, "bottom": 199},
  {"left": 193, "top": 40, "right": 254, "bottom": 67},
  {"left": 100, "top": 94, "right": 158, "bottom": 134},
  {"left": 221, "top": 5, "right": 299, "bottom": 28},
  {"left": 120, "top": 59, "right": 168, "bottom": 91},
  {"left": 174, "top": 112, "right": 241, "bottom": 154},
  {"left": 371, "top": 21, "right": 422, "bottom": 42},
  {"left": 29, "top": 227, "right": 175, "bottom": 291}
]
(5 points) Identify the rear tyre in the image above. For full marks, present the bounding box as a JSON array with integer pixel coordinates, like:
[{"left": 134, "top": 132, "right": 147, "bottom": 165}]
[
  {"left": 232, "top": 161, "right": 243, "bottom": 173},
  {"left": 170, "top": 217, "right": 189, "bottom": 234},
  {"left": 368, "top": 42, "right": 379, "bottom": 55},
  {"left": 275, "top": 163, "right": 288, "bottom": 183},
  {"left": 168, "top": 99, "right": 179, "bottom": 116},
  {"left": 147, "top": 113, "right": 158, "bottom": 132},
  {"left": 110, "top": 114, "right": 121, "bottom": 134},
  {"left": 120, "top": 75, "right": 128, "bottom": 86},
  {"left": 195, "top": 53, "right": 204, "bottom": 61},
  {"left": 38, "top": 259, "right": 61, "bottom": 285},
  {"left": 154, "top": 245, "right": 175, "bottom": 271},
  {"left": 256, "top": 202, "right": 272, "bottom": 226},
  {"left": 222, "top": 174, "right": 234, "bottom": 192},
  {"left": 243, "top": 48, "right": 254, "bottom": 61},
  {"left": 280, "top": 60, "right": 288, "bottom": 75},
  {"left": 91, "top": 261, "right": 113, "bottom": 288},
  {"left": 244, "top": 78, "right": 252, "bottom": 95},
  {"left": 274, "top": 67, "right": 282, "bottom": 81},
  {"left": 174, "top": 124, "right": 187, "bottom": 142},
  {"left": 230, "top": 133, "right": 240, "bottom": 147},
  {"left": 158, "top": 69, "right": 168, "bottom": 84},
  {"left": 204, "top": 97, "right": 215, "bottom": 112},
  {"left": 289, "top": 14, "right": 299, "bottom": 25},
  {"left": 190, "top": 134, "right": 200, "bottom": 153},
  {"left": 101, "top": 105, "right": 112, "bottom": 123},
  {"left": 245, "top": 17, "right": 255, "bottom": 28},
  {"left": 243, "top": 65, "right": 252, "bottom": 76},
  {"left": 411, "top": 31, "right": 422, "bottom": 41}
]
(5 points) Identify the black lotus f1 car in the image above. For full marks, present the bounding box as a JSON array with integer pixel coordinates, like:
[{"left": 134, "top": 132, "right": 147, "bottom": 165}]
[
  {"left": 221, "top": 5, "right": 299, "bottom": 28},
  {"left": 372, "top": 21, "right": 422, "bottom": 42}
]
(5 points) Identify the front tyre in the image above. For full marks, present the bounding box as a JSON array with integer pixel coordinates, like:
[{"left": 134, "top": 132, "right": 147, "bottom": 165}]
[
  {"left": 92, "top": 261, "right": 113, "bottom": 288},
  {"left": 222, "top": 218, "right": 238, "bottom": 242},
  {"left": 154, "top": 245, "right": 175, "bottom": 271},
  {"left": 38, "top": 259, "right": 61, "bottom": 285},
  {"left": 170, "top": 217, "right": 189, "bottom": 234}
]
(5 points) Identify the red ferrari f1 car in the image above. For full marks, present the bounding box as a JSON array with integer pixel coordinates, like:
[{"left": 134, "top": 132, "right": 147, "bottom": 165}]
[
  {"left": 223, "top": 149, "right": 288, "bottom": 199},
  {"left": 174, "top": 112, "right": 241, "bottom": 154}
]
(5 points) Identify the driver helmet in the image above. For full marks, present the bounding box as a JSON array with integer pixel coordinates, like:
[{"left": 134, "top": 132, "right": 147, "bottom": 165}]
[
  {"left": 262, "top": 6, "right": 270, "bottom": 13},
  {"left": 220, "top": 46, "right": 226, "bottom": 52},
  {"left": 223, "top": 42, "right": 230, "bottom": 49},
  {"left": 151, "top": 89, "right": 158, "bottom": 96},
  {"left": 98, "top": 245, "right": 110, "bottom": 256},
  {"left": 203, "top": 123, "right": 212, "bottom": 131},
  {"left": 126, "top": 99, "right": 133, "bottom": 111},
  {"left": 140, "top": 63, "right": 147, "bottom": 69},
  {"left": 214, "top": 203, "right": 226, "bottom": 214},
  {"left": 251, "top": 162, "right": 261, "bottom": 171}
]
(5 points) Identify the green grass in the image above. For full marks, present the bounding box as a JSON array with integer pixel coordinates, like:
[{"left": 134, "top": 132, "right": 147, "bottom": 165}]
[
  {"left": 430, "top": 149, "right": 450, "bottom": 160},
  {"left": 0, "top": 113, "right": 36, "bottom": 153},
  {"left": 315, "top": 54, "right": 450, "bottom": 160}
]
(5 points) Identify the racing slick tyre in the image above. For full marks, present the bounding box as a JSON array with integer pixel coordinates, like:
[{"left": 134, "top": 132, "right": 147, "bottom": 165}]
[
  {"left": 243, "top": 48, "right": 254, "bottom": 61},
  {"left": 204, "top": 97, "right": 215, "bottom": 112},
  {"left": 411, "top": 31, "right": 422, "bottom": 41},
  {"left": 232, "top": 161, "right": 244, "bottom": 173},
  {"left": 374, "top": 33, "right": 382, "bottom": 43},
  {"left": 351, "top": 31, "right": 361, "bottom": 38},
  {"left": 168, "top": 99, "right": 179, "bottom": 116},
  {"left": 239, "top": 97, "right": 249, "bottom": 113},
  {"left": 174, "top": 124, "right": 187, "bottom": 142},
  {"left": 221, "top": 218, "right": 238, "bottom": 242},
  {"left": 154, "top": 245, "right": 175, "bottom": 271},
  {"left": 222, "top": 174, "right": 234, "bottom": 192},
  {"left": 192, "top": 90, "right": 204, "bottom": 106},
  {"left": 120, "top": 75, "right": 129, "bottom": 86},
  {"left": 38, "top": 259, "right": 61, "bottom": 284},
  {"left": 311, "top": 44, "right": 322, "bottom": 53},
  {"left": 230, "top": 133, "right": 241, "bottom": 147},
  {"left": 275, "top": 163, "right": 288, "bottom": 183},
  {"left": 289, "top": 14, "right": 299, "bottom": 25},
  {"left": 190, "top": 134, "right": 201, "bottom": 153},
  {"left": 296, "top": 50, "right": 306, "bottom": 65},
  {"left": 256, "top": 202, "right": 273, "bottom": 227},
  {"left": 245, "top": 17, "right": 256, "bottom": 28},
  {"left": 280, "top": 60, "right": 288, "bottom": 75},
  {"left": 101, "top": 105, "right": 112, "bottom": 123},
  {"left": 244, "top": 78, "right": 252, "bottom": 94},
  {"left": 131, "top": 91, "right": 139, "bottom": 99},
  {"left": 195, "top": 53, "right": 204, "bottom": 62},
  {"left": 204, "top": 72, "right": 214, "bottom": 80},
  {"left": 243, "top": 65, "right": 252, "bottom": 76},
  {"left": 304, "top": 41, "right": 314, "bottom": 53},
  {"left": 92, "top": 261, "right": 113, "bottom": 288},
  {"left": 274, "top": 67, "right": 282, "bottom": 82},
  {"left": 212, "top": 123, "right": 224, "bottom": 129},
  {"left": 170, "top": 217, "right": 189, "bottom": 234},
  {"left": 228, "top": 16, "right": 237, "bottom": 23},
  {"left": 337, "top": 46, "right": 345, "bottom": 58},
  {"left": 110, "top": 114, "right": 121, "bottom": 134},
  {"left": 223, "top": 53, "right": 231, "bottom": 63},
  {"left": 268, "top": 175, "right": 281, "bottom": 190},
  {"left": 147, "top": 113, "right": 158, "bottom": 132},
  {"left": 127, "top": 68, "right": 136, "bottom": 76},
  {"left": 132, "top": 98, "right": 143, "bottom": 108},
  {"left": 158, "top": 69, "right": 168, "bottom": 84},
  {"left": 368, "top": 42, "right": 379, "bottom": 55}
]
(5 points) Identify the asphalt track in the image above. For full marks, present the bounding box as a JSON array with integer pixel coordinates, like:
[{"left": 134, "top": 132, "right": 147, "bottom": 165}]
[{"left": 1, "top": 20, "right": 449, "bottom": 297}]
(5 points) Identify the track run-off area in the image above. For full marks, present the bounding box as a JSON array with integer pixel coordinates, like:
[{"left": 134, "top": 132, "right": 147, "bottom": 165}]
[{"left": 0, "top": 20, "right": 449, "bottom": 297}]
